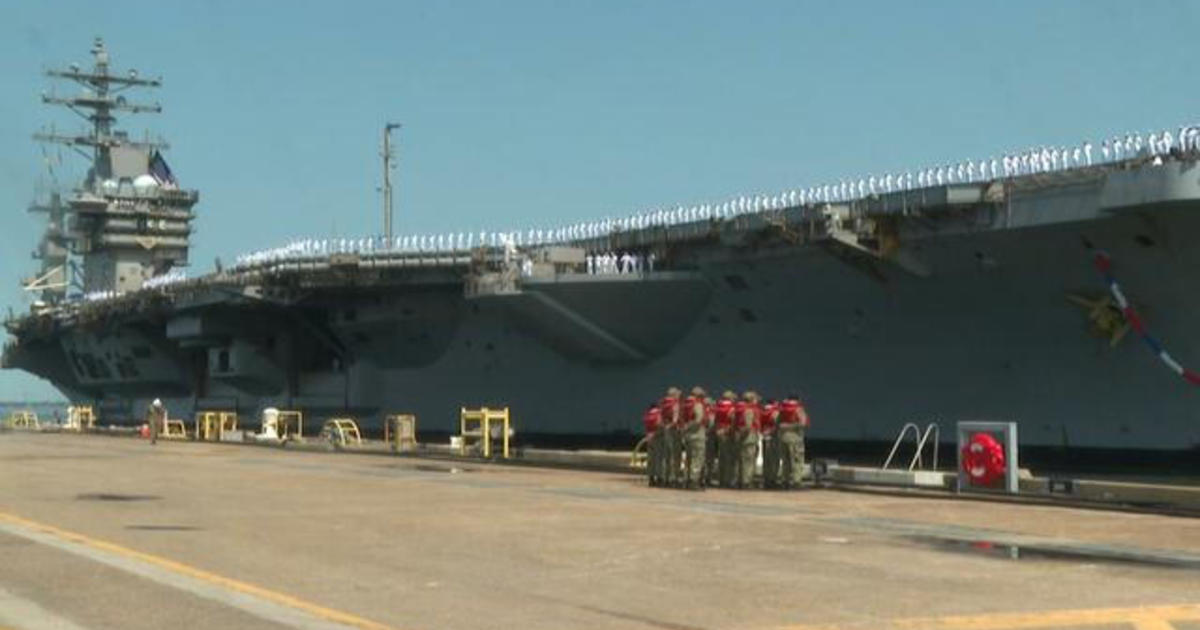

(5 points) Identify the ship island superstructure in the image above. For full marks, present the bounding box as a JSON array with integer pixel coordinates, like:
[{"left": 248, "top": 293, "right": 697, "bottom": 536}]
[
  {"left": 5, "top": 41, "right": 1200, "bottom": 451},
  {"left": 23, "top": 37, "right": 197, "bottom": 305}
]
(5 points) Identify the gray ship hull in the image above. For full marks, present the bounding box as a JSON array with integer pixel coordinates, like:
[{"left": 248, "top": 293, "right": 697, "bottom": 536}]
[
  {"left": 337, "top": 206, "right": 1200, "bottom": 450},
  {"left": 6, "top": 160, "right": 1200, "bottom": 451}
]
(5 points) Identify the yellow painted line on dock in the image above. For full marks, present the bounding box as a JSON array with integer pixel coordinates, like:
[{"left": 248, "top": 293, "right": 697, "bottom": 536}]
[
  {"left": 781, "top": 603, "right": 1200, "bottom": 630},
  {"left": 0, "top": 510, "right": 398, "bottom": 630}
]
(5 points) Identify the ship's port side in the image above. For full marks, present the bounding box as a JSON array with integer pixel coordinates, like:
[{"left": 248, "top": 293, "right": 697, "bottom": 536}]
[{"left": 5, "top": 154, "right": 1200, "bottom": 450}]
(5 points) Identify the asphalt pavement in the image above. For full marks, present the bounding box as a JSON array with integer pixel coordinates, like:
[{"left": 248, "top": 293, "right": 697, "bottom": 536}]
[{"left": 1, "top": 432, "right": 1198, "bottom": 630}]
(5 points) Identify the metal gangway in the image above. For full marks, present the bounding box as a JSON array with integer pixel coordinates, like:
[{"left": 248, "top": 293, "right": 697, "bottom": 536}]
[{"left": 882, "top": 422, "right": 940, "bottom": 471}]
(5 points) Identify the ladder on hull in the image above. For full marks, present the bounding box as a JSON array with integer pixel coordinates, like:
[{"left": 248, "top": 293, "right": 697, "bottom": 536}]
[{"left": 882, "top": 422, "right": 940, "bottom": 471}]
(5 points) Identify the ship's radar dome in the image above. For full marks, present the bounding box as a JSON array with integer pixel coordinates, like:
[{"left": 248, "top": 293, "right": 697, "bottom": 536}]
[
  {"left": 100, "top": 179, "right": 119, "bottom": 192},
  {"left": 133, "top": 174, "right": 159, "bottom": 190}
]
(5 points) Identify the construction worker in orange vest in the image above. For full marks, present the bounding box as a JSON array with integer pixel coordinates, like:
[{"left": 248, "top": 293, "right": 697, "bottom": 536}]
[
  {"left": 778, "top": 393, "right": 810, "bottom": 489},
  {"left": 760, "top": 398, "right": 781, "bottom": 489},
  {"left": 735, "top": 391, "right": 761, "bottom": 489}
]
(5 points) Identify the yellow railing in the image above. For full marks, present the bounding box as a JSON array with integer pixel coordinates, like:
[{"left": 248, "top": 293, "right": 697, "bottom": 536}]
[
  {"left": 195, "top": 411, "right": 238, "bottom": 441},
  {"left": 384, "top": 414, "right": 418, "bottom": 453},
  {"left": 66, "top": 405, "right": 95, "bottom": 431},
  {"left": 459, "top": 407, "right": 511, "bottom": 459},
  {"left": 630, "top": 435, "right": 650, "bottom": 469},
  {"left": 6, "top": 411, "right": 40, "bottom": 430},
  {"left": 277, "top": 410, "right": 303, "bottom": 439},
  {"left": 321, "top": 418, "right": 362, "bottom": 447},
  {"left": 161, "top": 418, "right": 189, "bottom": 439}
]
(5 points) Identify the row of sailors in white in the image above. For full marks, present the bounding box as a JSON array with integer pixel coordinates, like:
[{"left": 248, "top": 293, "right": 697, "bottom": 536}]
[
  {"left": 231, "top": 123, "right": 1200, "bottom": 269},
  {"left": 81, "top": 290, "right": 122, "bottom": 302},
  {"left": 586, "top": 252, "right": 655, "bottom": 275},
  {"left": 141, "top": 268, "right": 187, "bottom": 290}
]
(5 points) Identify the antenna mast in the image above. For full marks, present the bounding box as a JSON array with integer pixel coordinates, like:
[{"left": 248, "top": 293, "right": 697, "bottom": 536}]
[{"left": 382, "top": 122, "right": 401, "bottom": 243}]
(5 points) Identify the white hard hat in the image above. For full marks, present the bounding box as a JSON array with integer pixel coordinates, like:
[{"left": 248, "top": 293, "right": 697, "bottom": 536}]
[{"left": 152, "top": 398, "right": 163, "bottom": 407}]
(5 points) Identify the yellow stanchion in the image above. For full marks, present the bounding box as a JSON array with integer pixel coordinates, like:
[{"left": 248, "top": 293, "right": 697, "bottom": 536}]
[
  {"left": 384, "top": 414, "right": 418, "bottom": 453},
  {"left": 162, "top": 418, "right": 188, "bottom": 439},
  {"left": 6, "top": 411, "right": 40, "bottom": 430},
  {"left": 195, "top": 411, "right": 238, "bottom": 441},
  {"left": 277, "top": 410, "right": 303, "bottom": 439},
  {"left": 66, "top": 406, "right": 95, "bottom": 431},
  {"left": 459, "top": 407, "right": 511, "bottom": 459},
  {"left": 630, "top": 435, "right": 650, "bottom": 470}
]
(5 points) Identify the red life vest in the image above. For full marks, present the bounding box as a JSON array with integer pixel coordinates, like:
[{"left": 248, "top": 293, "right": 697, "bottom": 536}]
[
  {"left": 780, "top": 399, "right": 802, "bottom": 425},
  {"left": 643, "top": 407, "right": 661, "bottom": 433},
  {"left": 733, "top": 401, "right": 760, "bottom": 432},
  {"left": 760, "top": 403, "right": 779, "bottom": 432},
  {"left": 659, "top": 396, "right": 679, "bottom": 425},
  {"left": 681, "top": 396, "right": 702, "bottom": 425},
  {"left": 714, "top": 399, "right": 735, "bottom": 429}
]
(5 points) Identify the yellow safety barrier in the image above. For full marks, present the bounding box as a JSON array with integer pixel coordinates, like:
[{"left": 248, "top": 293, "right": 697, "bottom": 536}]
[
  {"left": 66, "top": 405, "right": 96, "bottom": 431},
  {"left": 321, "top": 418, "right": 362, "bottom": 448},
  {"left": 630, "top": 435, "right": 650, "bottom": 470},
  {"left": 161, "top": 418, "right": 189, "bottom": 439},
  {"left": 277, "top": 410, "right": 303, "bottom": 439},
  {"left": 459, "top": 407, "right": 511, "bottom": 459},
  {"left": 195, "top": 411, "right": 239, "bottom": 441},
  {"left": 384, "top": 414, "right": 418, "bottom": 453},
  {"left": 6, "top": 411, "right": 40, "bottom": 430}
]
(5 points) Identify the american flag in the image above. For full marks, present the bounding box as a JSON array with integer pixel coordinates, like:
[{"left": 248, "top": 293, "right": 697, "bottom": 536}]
[{"left": 149, "top": 151, "right": 177, "bottom": 187}]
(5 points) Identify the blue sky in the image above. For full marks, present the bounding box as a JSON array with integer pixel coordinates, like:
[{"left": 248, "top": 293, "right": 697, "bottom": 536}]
[{"left": 1, "top": 0, "right": 1198, "bottom": 400}]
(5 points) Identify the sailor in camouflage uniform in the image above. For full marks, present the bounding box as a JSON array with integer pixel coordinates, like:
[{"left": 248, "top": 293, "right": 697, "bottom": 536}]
[
  {"left": 642, "top": 403, "right": 663, "bottom": 486},
  {"left": 659, "top": 387, "right": 683, "bottom": 487},
  {"left": 681, "top": 387, "right": 708, "bottom": 490},
  {"left": 778, "top": 394, "right": 810, "bottom": 489},
  {"left": 714, "top": 391, "right": 738, "bottom": 488},
  {"left": 760, "top": 399, "right": 781, "bottom": 489},
  {"left": 736, "top": 391, "right": 762, "bottom": 489},
  {"left": 702, "top": 393, "right": 719, "bottom": 487}
]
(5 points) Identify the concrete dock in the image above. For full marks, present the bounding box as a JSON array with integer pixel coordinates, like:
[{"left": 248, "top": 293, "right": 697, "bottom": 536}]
[{"left": 2, "top": 432, "right": 1199, "bottom": 630}]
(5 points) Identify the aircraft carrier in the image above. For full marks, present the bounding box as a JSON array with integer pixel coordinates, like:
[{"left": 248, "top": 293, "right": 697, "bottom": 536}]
[{"left": 5, "top": 40, "right": 1200, "bottom": 452}]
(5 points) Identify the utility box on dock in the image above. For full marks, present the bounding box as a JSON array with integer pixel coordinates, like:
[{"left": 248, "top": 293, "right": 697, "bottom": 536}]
[{"left": 385, "top": 414, "right": 418, "bottom": 453}]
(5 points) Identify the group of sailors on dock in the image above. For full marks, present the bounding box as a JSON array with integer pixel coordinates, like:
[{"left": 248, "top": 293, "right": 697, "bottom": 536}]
[{"left": 643, "top": 387, "right": 810, "bottom": 491}]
